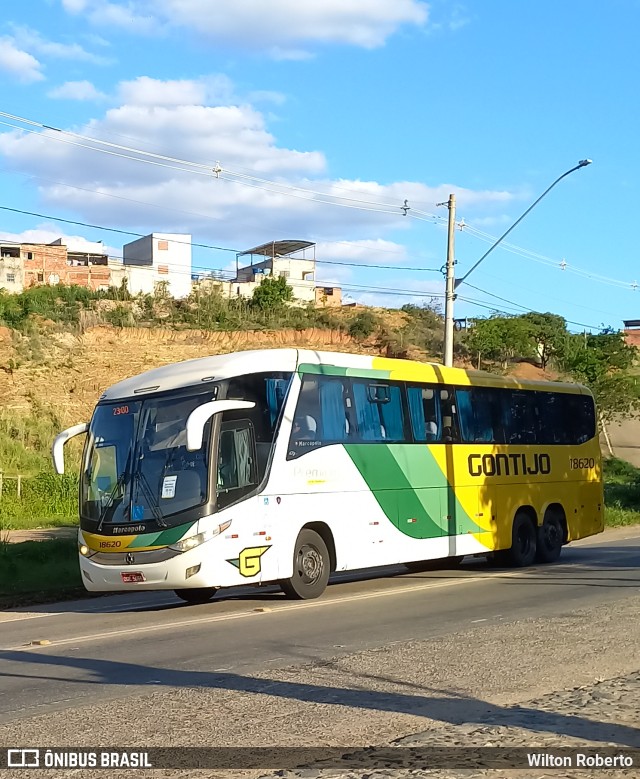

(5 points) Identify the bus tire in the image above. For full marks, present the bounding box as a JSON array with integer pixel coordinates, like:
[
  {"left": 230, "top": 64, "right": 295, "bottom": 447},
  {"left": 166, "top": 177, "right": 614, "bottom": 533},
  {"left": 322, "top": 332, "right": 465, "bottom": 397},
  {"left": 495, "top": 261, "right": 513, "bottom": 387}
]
[
  {"left": 536, "top": 516, "right": 563, "bottom": 563},
  {"left": 280, "top": 529, "right": 330, "bottom": 600},
  {"left": 174, "top": 587, "right": 218, "bottom": 604},
  {"left": 496, "top": 512, "right": 537, "bottom": 567}
]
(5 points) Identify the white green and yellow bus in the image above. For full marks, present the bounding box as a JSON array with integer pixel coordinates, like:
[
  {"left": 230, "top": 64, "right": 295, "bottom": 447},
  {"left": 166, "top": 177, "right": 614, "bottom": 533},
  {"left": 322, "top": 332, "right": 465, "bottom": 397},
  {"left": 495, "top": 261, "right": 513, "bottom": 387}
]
[{"left": 52, "top": 349, "right": 603, "bottom": 603}]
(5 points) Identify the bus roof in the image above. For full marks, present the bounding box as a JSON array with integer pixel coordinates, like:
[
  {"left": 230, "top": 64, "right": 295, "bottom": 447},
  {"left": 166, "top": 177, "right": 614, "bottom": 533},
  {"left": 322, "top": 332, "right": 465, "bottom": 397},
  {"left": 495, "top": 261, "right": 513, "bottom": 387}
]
[{"left": 99, "top": 348, "right": 589, "bottom": 402}]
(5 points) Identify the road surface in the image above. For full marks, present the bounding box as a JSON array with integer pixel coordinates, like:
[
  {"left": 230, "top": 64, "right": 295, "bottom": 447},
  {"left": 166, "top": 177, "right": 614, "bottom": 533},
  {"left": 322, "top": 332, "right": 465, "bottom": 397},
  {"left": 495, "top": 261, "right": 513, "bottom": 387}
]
[{"left": 0, "top": 526, "right": 638, "bottom": 731}]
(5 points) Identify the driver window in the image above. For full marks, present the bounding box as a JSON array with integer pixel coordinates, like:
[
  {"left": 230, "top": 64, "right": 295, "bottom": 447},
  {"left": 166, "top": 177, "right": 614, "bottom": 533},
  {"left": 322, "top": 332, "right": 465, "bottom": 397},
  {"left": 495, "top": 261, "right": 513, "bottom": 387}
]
[{"left": 217, "top": 421, "right": 258, "bottom": 509}]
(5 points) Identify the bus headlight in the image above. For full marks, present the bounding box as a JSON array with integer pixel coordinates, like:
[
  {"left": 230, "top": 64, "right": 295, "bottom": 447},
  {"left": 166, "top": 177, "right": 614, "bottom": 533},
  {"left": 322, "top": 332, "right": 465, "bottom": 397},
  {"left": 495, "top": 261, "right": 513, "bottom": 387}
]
[
  {"left": 79, "top": 544, "right": 90, "bottom": 556},
  {"left": 170, "top": 520, "right": 232, "bottom": 552}
]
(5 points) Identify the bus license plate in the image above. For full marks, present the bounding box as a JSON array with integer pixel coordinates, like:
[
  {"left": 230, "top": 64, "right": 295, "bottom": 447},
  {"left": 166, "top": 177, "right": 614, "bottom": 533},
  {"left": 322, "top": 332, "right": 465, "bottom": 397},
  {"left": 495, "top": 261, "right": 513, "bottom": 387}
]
[{"left": 121, "top": 572, "right": 145, "bottom": 583}]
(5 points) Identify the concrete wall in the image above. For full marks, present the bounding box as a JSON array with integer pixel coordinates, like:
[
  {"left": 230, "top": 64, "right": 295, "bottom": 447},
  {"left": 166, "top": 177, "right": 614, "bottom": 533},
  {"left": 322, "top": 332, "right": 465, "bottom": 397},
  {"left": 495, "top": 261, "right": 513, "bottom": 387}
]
[
  {"left": 602, "top": 418, "right": 640, "bottom": 466},
  {"left": 123, "top": 234, "right": 192, "bottom": 299},
  {"left": 0, "top": 251, "right": 23, "bottom": 293},
  {"left": 234, "top": 257, "right": 316, "bottom": 303}
]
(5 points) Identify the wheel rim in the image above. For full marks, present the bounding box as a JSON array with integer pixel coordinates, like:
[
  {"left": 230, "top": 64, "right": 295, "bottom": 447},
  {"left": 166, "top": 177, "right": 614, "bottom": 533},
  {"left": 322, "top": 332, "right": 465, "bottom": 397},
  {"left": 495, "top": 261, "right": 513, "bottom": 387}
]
[
  {"left": 517, "top": 524, "right": 532, "bottom": 558},
  {"left": 543, "top": 521, "right": 560, "bottom": 551},
  {"left": 295, "top": 543, "right": 324, "bottom": 585}
]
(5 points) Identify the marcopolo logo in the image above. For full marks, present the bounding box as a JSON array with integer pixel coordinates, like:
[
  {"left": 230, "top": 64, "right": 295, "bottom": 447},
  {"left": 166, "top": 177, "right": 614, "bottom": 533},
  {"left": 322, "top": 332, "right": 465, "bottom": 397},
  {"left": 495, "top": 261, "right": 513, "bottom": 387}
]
[{"left": 468, "top": 452, "right": 551, "bottom": 478}]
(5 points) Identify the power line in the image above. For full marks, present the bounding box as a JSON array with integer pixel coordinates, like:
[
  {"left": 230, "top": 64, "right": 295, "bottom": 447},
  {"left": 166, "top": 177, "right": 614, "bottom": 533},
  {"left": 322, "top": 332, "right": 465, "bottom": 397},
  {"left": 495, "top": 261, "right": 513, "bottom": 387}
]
[
  {"left": 2, "top": 109, "right": 633, "bottom": 307},
  {"left": 458, "top": 283, "right": 601, "bottom": 330},
  {"left": 0, "top": 205, "right": 237, "bottom": 253},
  {"left": 0, "top": 204, "right": 442, "bottom": 274}
]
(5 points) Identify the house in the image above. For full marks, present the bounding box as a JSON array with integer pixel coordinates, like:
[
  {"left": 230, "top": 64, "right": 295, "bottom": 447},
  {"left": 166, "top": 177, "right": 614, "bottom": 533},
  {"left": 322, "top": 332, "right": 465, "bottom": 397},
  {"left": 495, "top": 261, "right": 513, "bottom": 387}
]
[
  {"left": 623, "top": 319, "right": 640, "bottom": 348},
  {"left": 118, "top": 233, "right": 192, "bottom": 299},
  {"left": 213, "top": 240, "right": 341, "bottom": 307},
  {"left": 0, "top": 239, "right": 110, "bottom": 293}
]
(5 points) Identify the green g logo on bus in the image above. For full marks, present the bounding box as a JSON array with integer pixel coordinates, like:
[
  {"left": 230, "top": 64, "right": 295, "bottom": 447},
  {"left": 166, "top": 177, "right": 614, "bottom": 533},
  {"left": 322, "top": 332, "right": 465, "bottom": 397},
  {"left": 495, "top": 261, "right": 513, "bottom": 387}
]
[{"left": 227, "top": 546, "right": 271, "bottom": 578}]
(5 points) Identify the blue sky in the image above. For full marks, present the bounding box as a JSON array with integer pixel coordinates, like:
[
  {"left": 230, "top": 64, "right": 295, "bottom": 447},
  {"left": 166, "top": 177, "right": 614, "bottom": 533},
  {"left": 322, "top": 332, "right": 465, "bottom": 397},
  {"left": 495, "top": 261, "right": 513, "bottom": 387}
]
[{"left": 0, "top": 0, "right": 638, "bottom": 332}]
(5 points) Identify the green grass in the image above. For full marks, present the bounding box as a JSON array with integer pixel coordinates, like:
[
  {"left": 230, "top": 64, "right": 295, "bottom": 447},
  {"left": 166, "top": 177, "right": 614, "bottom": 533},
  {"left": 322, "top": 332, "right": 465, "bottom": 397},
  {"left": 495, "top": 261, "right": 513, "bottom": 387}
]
[
  {"left": 0, "top": 537, "right": 84, "bottom": 607},
  {"left": 1, "top": 457, "right": 639, "bottom": 609},
  {"left": 0, "top": 472, "right": 79, "bottom": 530},
  {"left": 603, "top": 456, "right": 640, "bottom": 525},
  {"left": 603, "top": 457, "right": 640, "bottom": 526},
  {"left": 2, "top": 459, "right": 640, "bottom": 532}
]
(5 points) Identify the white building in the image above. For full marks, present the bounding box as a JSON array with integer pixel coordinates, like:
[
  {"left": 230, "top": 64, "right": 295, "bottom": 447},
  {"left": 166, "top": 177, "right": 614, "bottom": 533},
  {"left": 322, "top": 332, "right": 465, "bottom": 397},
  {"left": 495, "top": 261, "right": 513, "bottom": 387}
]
[
  {"left": 120, "top": 233, "right": 192, "bottom": 299},
  {"left": 231, "top": 240, "right": 316, "bottom": 303},
  {"left": 193, "top": 240, "right": 342, "bottom": 307}
]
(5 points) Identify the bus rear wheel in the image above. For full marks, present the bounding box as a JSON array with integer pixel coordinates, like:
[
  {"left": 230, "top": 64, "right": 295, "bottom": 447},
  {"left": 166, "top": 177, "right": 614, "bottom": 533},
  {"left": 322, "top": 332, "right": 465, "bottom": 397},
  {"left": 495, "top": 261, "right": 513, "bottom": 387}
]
[
  {"left": 174, "top": 587, "right": 218, "bottom": 604},
  {"left": 536, "top": 515, "right": 563, "bottom": 563},
  {"left": 495, "top": 512, "right": 537, "bottom": 567},
  {"left": 280, "top": 529, "right": 330, "bottom": 600}
]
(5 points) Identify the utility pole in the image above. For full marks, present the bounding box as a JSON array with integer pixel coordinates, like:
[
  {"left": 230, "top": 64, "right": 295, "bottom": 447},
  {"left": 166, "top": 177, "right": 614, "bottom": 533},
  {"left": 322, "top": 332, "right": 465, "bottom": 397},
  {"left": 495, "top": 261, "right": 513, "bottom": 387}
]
[
  {"left": 439, "top": 159, "right": 591, "bottom": 368},
  {"left": 443, "top": 193, "right": 456, "bottom": 367}
]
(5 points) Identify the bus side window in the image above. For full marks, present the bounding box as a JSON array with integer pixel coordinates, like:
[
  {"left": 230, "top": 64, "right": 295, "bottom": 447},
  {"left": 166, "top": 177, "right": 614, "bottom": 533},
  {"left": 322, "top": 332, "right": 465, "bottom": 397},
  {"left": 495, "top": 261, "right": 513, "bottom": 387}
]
[
  {"left": 352, "top": 380, "right": 405, "bottom": 442},
  {"left": 407, "top": 385, "right": 441, "bottom": 442},
  {"left": 537, "top": 392, "right": 567, "bottom": 444},
  {"left": 505, "top": 391, "right": 538, "bottom": 444},
  {"left": 318, "top": 379, "right": 348, "bottom": 441},
  {"left": 565, "top": 394, "right": 596, "bottom": 443},
  {"left": 440, "top": 388, "right": 459, "bottom": 443},
  {"left": 457, "top": 387, "right": 500, "bottom": 443},
  {"left": 287, "top": 376, "right": 348, "bottom": 459}
]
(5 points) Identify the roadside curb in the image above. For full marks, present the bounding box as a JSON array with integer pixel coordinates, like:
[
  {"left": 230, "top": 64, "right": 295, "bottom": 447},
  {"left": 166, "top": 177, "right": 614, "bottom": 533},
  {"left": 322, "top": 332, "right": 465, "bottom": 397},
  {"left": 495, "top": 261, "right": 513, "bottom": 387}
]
[{"left": 2, "top": 527, "right": 78, "bottom": 544}]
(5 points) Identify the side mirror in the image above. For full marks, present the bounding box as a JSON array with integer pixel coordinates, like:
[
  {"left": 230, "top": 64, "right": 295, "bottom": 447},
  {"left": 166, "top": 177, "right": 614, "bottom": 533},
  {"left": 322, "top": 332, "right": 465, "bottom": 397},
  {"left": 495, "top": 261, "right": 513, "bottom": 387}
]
[
  {"left": 52, "top": 423, "right": 89, "bottom": 475},
  {"left": 186, "top": 400, "right": 255, "bottom": 451}
]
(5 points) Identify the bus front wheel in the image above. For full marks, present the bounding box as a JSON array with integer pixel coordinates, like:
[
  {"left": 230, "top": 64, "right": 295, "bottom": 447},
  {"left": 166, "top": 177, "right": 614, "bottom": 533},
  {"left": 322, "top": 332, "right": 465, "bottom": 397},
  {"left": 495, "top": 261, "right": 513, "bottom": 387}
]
[
  {"left": 280, "top": 529, "right": 330, "bottom": 600},
  {"left": 174, "top": 587, "right": 218, "bottom": 604},
  {"left": 495, "top": 512, "right": 537, "bottom": 567}
]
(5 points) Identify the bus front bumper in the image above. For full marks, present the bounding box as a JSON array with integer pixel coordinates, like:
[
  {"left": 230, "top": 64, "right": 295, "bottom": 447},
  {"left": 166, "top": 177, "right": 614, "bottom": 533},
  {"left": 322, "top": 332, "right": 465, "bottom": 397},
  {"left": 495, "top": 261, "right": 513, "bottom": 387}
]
[{"left": 79, "top": 544, "right": 243, "bottom": 592}]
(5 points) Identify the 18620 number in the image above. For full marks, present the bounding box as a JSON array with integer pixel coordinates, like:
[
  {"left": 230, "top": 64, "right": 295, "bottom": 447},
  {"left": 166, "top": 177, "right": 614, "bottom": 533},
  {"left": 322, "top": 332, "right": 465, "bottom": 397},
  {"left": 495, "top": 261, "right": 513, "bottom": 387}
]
[{"left": 569, "top": 458, "right": 595, "bottom": 469}]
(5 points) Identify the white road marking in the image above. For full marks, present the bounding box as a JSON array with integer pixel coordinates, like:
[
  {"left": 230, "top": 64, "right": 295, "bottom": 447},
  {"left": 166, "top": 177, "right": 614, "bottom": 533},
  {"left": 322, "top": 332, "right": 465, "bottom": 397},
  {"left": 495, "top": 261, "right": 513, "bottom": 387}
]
[
  {"left": 1, "top": 574, "right": 498, "bottom": 651},
  {"left": 1, "top": 530, "right": 638, "bottom": 630}
]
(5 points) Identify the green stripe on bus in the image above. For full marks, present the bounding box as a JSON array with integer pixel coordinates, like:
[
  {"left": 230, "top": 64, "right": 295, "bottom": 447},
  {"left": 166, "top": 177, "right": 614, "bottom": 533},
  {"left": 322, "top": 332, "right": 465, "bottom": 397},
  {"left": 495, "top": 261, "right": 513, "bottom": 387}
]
[
  {"left": 344, "top": 443, "right": 482, "bottom": 539},
  {"left": 298, "top": 364, "right": 391, "bottom": 379},
  {"left": 128, "top": 522, "right": 194, "bottom": 548}
]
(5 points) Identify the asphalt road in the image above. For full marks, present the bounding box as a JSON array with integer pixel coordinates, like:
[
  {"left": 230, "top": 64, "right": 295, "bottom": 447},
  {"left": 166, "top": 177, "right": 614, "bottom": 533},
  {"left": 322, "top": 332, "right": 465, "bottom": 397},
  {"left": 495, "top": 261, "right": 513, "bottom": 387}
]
[{"left": 0, "top": 527, "right": 639, "bottom": 727}]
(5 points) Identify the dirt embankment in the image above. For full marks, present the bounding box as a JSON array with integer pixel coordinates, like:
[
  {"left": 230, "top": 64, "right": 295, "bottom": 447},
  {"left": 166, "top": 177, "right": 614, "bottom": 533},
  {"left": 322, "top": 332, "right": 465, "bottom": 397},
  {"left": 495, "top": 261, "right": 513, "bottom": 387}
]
[
  {"left": 2, "top": 324, "right": 632, "bottom": 465},
  {"left": 0, "top": 325, "right": 380, "bottom": 426}
]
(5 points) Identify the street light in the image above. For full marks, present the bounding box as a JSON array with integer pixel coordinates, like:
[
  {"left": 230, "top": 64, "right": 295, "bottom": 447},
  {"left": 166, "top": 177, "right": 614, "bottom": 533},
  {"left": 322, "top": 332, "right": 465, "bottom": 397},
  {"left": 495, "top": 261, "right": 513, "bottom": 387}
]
[{"left": 442, "top": 159, "right": 592, "bottom": 367}]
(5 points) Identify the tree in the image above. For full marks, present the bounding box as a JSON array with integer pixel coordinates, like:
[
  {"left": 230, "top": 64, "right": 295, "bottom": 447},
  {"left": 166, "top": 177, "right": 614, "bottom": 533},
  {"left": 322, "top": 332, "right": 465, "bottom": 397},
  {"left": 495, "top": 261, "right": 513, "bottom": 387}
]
[
  {"left": 521, "top": 311, "right": 568, "bottom": 369},
  {"left": 348, "top": 310, "right": 379, "bottom": 340},
  {"left": 251, "top": 275, "right": 293, "bottom": 311},
  {"left": 465, "top": 315, "right": 534, "bottom": 369},
  {"left": 562, "top": 329, "right": 640, "bottom": 454}
]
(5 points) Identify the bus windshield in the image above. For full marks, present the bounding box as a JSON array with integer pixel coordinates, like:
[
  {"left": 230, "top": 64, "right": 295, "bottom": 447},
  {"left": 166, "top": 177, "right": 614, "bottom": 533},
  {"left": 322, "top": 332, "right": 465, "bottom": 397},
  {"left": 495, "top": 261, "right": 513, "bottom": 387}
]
[{"left": 80, "top": 390, "right": 216, "bottom": 527}]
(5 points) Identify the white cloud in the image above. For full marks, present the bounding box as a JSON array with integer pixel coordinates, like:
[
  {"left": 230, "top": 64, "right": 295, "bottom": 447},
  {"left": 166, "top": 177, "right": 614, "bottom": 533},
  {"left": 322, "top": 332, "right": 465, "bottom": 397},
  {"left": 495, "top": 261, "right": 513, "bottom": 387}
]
[
  {"left": 60, "top": 0, "right": 429, "bottom": 51},
  {"left": 427, "top": 3, "right": 471, "bottom": 34},
  {"left": 351, "top": 278, "right": 444, "bottom": 309},
  {"left": 247, "top": 90, "right": 287, "bottom": 107},
  {"left": 48, "top": 80, "right": 107, "bottom": 100},
  {"left": 62, "top": 0, "right": 89, "bottom": 11},
  {"left": 0, "top": 76, "right": 516, "bottom": 254},
  {"left": 316, "top": 239, "right": 409, "bottom": 265},
  {"left": 0, "top": 38, "right": 44, "bottom": 83},
  {"left": 8, "top": 25, "right": 110, "bottom": 64},
  {"left": 268, "top": 47, "right": 315, "bottom": 62},
  {"left": 0, "top": 224, "right": 119, "bottom": 257},
  {"left": 117, "top": 75, "right": 235, "bottom": 107},
  {"left": 62, "top": 1, "right": 159, "bottom": 34}
]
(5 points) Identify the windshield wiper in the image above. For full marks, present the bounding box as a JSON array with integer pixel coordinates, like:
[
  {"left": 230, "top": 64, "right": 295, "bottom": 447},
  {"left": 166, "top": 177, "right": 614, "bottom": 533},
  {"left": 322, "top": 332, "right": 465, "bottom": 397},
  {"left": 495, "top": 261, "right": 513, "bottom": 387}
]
[
  {"left": 96, "top": 452, "right": 131, "bottom": 533},
  {"left": 132, "top": 462, "right": 167, "bottom": 528}
]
